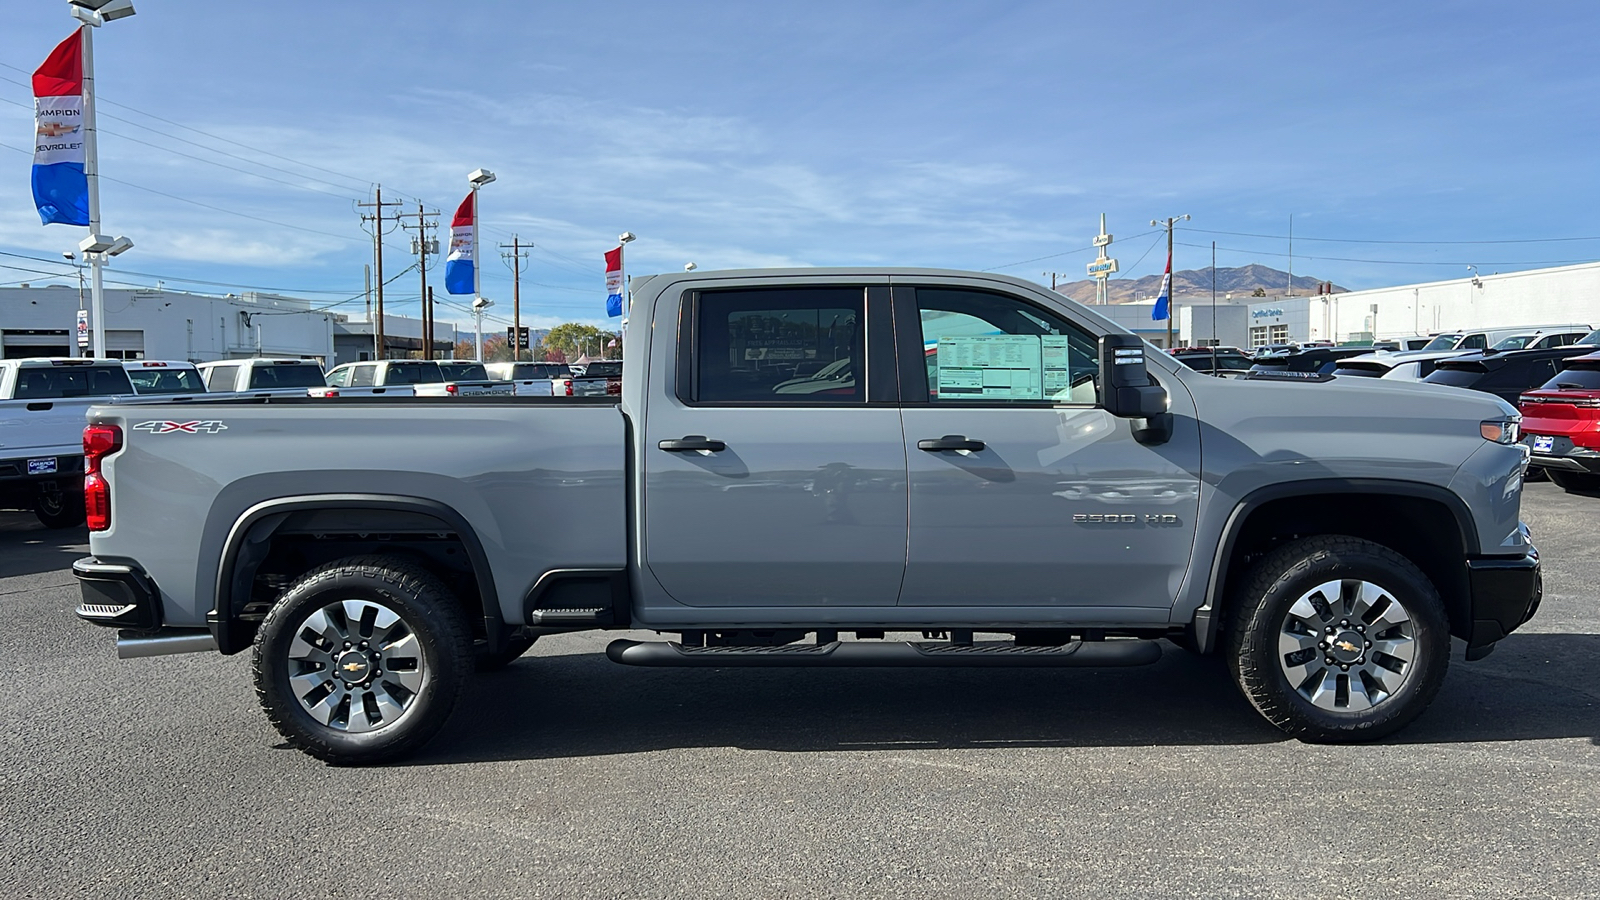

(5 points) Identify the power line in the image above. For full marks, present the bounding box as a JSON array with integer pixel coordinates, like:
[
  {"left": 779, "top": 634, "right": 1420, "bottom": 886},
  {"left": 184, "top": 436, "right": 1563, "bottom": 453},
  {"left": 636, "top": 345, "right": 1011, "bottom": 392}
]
[
  {"left": 1188, "top": 227, "right": 1600, "bottom": 246},
  {"left": 0, "top": 60, "right": 375, "bottom": 191},
  {"left": 1175, "top": 240, "right": 1600, "bottom": 268}
]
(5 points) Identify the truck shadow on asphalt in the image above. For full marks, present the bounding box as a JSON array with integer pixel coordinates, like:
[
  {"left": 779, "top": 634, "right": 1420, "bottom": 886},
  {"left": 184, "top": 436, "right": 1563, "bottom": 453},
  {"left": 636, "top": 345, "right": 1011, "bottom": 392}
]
[
  {"left": 421, "top": 633, "right": 1599, "bottom": 764},
  {"left": 0, "top": 512, "right": 87, "bottom": 579}
]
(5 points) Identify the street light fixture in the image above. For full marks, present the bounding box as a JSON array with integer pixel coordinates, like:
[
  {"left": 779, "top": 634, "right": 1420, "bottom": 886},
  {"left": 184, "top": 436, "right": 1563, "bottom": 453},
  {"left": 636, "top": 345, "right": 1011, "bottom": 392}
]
[
  {"left": 468, "top": 168, "right": 496, "bottom": 187},
  {"left": 69, "top": 0, "right": 135, "bottom": 25},
  {"left": 471, "top": 296, "right": 494, "bottom": 362}
]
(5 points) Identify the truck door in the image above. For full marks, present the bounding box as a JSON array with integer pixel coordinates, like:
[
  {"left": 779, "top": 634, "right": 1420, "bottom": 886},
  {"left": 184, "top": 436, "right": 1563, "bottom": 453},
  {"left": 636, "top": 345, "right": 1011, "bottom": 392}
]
[
  {"left": 892, "top": 282, "right": 1201, "bottom": 610},
  {"left": 642, "top": 282, "right": 907, "bottom": 608}
]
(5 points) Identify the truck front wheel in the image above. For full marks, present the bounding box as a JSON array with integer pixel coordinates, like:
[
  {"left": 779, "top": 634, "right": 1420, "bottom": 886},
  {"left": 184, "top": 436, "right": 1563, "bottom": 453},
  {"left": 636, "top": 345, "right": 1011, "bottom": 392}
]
[
  {"left": 1226, "top": 536, "right": 1449, "bottom": 742},
  {"left": 253, "top": 555, "right": 473, "bottom": 765}
]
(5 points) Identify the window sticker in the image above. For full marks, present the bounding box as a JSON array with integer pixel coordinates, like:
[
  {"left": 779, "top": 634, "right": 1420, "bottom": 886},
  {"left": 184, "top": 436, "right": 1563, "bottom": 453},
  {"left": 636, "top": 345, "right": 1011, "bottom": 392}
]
[
  {"left": 1040, "top": 335, "right": 1075, "bottom": 395},
  {"left": 935, "top": 335, "right": 1042, "bottom": 400}
]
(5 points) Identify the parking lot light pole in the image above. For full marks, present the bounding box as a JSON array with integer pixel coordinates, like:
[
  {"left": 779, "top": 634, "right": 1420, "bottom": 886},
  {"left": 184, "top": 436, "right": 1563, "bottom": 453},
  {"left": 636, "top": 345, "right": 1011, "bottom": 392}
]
[{"left": 68, "top": 0, "right": 137, "bottom": 359}]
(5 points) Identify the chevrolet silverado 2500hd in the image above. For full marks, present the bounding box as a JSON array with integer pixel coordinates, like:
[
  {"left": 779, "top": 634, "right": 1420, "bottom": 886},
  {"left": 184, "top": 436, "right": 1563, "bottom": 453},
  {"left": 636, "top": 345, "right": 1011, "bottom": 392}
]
[{"left": 73, "top": 269, "right": 1541, "bottom": 764}]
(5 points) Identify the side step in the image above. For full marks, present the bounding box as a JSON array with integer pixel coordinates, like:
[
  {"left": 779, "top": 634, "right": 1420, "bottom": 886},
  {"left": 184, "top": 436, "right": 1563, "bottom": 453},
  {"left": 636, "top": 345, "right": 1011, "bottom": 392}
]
[{"left": 605, "top": 638, "right": 1161, "bottom": 668}]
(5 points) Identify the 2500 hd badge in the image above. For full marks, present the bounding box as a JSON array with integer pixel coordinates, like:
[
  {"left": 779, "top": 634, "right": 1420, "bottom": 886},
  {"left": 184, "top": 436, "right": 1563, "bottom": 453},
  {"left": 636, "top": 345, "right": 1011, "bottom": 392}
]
[{"left": 1073, "top": 513, "right": 1181, "bottom": 524}]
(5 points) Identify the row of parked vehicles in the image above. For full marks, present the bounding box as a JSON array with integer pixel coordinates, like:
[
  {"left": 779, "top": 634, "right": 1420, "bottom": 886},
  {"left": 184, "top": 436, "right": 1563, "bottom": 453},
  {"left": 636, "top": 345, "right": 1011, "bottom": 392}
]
[
  {"left": 0, "top": 355, "right": 621, "bottom": 528},
  {"left": 1172, "top": 323, "right": 1600, "bottom": 493}
]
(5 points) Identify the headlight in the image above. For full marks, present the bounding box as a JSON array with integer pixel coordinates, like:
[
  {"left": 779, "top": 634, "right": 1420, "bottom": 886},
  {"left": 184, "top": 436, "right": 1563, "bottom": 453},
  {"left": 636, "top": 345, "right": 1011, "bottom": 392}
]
[{"left": 1480, "top": 417, "right": 1520, "bottom": 444}]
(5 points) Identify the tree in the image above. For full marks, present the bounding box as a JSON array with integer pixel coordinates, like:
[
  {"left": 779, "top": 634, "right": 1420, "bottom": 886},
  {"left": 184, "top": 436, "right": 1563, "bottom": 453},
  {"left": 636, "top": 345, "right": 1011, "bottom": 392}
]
[
  {"left": 1251, "top": 287, "right": 1267, "bottom": 297},
  {"left": 544, "top": 323, "right": 608, "bottom": 360}
]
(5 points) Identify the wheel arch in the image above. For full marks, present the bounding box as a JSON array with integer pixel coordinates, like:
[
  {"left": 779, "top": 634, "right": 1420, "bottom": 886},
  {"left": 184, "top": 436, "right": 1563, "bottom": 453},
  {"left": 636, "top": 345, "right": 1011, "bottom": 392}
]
[
  {"left": 1194, "top": 479, "right": 1478, "bottom": 653},
  {"left": 210, "top": 494, "right": 501, "bottom": 655}
]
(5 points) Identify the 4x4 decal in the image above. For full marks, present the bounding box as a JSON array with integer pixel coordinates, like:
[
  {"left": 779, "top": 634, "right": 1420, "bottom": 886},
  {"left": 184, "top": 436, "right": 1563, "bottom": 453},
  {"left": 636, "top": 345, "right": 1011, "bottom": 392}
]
[{"left": 133, "top": 420, "right": 228, "bottom": 434}]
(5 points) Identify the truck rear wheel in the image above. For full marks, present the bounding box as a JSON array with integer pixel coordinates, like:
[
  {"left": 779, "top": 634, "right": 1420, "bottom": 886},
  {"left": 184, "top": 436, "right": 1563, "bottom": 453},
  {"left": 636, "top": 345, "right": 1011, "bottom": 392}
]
[
  {"left": 1225, "top": 536, "right": 1449, "bottom": 742},
  {"left": 34, "top": 489, "right": 85, "bottom": 529},
  {"left": 252, "top": 555, "right": 472, "bottom": 765}
]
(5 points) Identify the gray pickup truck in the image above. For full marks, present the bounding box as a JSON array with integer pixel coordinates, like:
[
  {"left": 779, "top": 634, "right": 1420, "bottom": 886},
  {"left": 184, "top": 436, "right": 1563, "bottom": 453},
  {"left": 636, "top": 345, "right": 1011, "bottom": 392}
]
[{"left": 73, "top": 268, "right": 1541, "bottom": 764}]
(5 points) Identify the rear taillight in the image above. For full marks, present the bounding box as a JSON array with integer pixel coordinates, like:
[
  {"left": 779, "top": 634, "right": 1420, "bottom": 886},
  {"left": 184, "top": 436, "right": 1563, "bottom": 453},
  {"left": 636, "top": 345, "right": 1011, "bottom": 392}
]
[
  {"left": 83, "top": 423, "right": 122, "bottom": 532},
  {"left": 445, "top": 383, "right": 459, "bottom": 396},
  {"left": 562, "top": 379, "right": 574, "bottom": 396}
]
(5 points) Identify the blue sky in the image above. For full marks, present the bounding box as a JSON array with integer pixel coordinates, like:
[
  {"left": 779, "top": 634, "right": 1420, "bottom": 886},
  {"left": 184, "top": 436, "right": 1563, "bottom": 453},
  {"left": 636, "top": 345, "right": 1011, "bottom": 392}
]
[{"left": 2, "top": 1, "right": 1598, "bottom": 330}]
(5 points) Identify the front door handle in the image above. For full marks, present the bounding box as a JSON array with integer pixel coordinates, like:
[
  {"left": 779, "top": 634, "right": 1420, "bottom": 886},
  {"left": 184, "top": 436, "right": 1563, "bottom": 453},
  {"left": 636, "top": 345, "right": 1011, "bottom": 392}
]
[
  {"left": 659, "top": 435, "right": 727, "bottom": 452},
  {"left": 917, "top": 435, "right": 985, "bottom": 452}
]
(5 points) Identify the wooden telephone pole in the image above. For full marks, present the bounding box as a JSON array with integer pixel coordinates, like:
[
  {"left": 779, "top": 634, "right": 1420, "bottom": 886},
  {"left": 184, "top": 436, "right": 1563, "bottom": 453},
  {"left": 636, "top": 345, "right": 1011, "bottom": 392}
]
[
  {"left": 357, "top": 185, "right": 405, "bottom": 359},
  {"left": 399, "top": 203, "right": 440, "bottom": 359},
  {"left": 500, "top": 235, "right": 530, "bottom": 361}
]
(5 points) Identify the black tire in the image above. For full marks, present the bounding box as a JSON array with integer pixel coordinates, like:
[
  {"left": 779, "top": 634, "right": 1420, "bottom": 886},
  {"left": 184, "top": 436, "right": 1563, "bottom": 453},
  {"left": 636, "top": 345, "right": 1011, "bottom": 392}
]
[
  {"left": 475, "top": 632, "right": 538, "bottom": 672},
  {"left": 34, "top": 490, "right": 85, "bottom": 529},
  {"left": 252, "top": 555, "right": 473, "bottom": 765},
  {"left": 1548, "top": 469, "right": 1600, "bottom": 494},
  {"left": 1225, "top": 536, "right": 1449, "bottom": 743}
]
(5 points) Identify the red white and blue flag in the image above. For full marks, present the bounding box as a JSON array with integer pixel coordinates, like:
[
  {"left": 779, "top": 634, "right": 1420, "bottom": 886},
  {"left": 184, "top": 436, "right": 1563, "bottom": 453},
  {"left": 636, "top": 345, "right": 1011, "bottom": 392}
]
[
  {"left": 1151, "top": 252, "right": 1172, "bottom": 321},
  {"left": 32, "top": 29, "right": 89, "bottom": 226},
  {"left": 604, "top": 246, "right": 624, "bottom": 318},
  {"left": 444, "top": 192, "right": 475, "bottom": 294}
]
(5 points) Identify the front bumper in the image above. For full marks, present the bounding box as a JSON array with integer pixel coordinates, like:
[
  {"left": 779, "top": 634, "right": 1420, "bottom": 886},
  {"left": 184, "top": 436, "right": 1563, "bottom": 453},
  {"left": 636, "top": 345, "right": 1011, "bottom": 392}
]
[{"left": 1463, "top": 545, "right": 1541, "bottom": 653}]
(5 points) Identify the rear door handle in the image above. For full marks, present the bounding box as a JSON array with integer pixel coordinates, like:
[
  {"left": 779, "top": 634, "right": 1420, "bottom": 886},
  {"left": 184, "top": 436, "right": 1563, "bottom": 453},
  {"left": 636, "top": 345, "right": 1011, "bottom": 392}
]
[
  {"left": 917, "top": 435, "right": 985, "bottom": 452},
  {"left": 659, "top": 436, "right": 727, "bottom": 452}
]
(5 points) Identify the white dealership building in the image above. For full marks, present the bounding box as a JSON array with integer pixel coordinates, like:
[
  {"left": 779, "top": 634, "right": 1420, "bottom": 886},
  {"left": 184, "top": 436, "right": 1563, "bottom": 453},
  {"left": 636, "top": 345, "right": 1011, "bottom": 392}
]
[{"left": 1242, "top": 261, "right": 1600, "bottom": 348}]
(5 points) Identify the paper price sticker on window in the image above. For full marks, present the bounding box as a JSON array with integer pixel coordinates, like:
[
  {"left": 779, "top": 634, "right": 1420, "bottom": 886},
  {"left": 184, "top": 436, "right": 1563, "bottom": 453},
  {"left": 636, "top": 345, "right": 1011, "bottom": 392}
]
[{"left": 936, "top": 335, "right": 1043, "bottom": 400}]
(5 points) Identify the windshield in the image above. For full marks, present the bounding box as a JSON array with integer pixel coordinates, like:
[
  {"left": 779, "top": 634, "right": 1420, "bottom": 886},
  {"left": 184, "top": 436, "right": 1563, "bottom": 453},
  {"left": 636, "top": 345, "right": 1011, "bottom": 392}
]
[
  {"left": 127, "top": 368, "right": 206, "bottom": 394},
  {"left": 1421, "top": 335, "right": 1460, "bottom": 351},
  {"left": 1491, "top": 335, "right": 1536, "bottom": 351},
  {"left": 1577, "top": 330, "right": 1600, "bottom": 346},
  {"left": 438, "top": 363, "right": 489, "bottom": 381},
  {"left": 248, "top": 364, "right": 327, "bottom": 389}
]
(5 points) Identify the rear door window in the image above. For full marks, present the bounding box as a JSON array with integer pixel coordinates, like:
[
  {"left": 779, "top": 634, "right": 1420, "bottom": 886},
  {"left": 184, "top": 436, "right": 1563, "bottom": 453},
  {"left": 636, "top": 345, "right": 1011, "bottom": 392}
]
[
  {"left": 687, "top": 287, "right": 865, "bottom": 404},
  {"left": 348, "top": 364, "right": 377, "bottom": 387}
]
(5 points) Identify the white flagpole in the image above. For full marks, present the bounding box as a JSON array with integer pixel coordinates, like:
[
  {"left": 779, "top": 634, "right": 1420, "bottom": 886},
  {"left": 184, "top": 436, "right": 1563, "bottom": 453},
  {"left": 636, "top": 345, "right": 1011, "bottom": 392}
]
[{"left": 81, "top": 23, "right": 106, "bottom": 359}]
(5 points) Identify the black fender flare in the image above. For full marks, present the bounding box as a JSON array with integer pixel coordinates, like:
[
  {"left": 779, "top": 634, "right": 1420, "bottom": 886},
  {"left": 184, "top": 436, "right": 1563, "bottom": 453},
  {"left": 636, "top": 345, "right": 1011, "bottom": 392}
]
[
  {"left": 209, "top": 493, "right": 502, "bottom": 655},
  {"left": 1191, "top": 478, "right": 1479, "bottom": 654}
]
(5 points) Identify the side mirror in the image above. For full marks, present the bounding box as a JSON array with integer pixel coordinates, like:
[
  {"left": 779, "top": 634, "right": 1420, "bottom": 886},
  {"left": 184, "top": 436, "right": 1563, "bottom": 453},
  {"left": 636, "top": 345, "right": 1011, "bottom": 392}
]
[{"left": 1098, "top": 334, "right": 1169, "bottom": 419}]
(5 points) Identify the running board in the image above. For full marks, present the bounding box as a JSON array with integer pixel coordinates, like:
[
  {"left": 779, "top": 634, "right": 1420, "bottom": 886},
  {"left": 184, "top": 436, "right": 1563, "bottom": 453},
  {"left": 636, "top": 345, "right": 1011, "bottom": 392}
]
[{"left": 605, "top": 638, "right": 1161, "bottom": 668}]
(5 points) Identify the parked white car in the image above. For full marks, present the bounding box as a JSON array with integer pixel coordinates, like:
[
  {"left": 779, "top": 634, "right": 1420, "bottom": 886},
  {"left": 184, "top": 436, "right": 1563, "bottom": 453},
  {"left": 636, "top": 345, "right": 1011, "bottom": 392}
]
[
  {"left": 197, "top": 359, "right": 328, "bottom": 397},
  {"left": 0, "top": 358, "right": 136, "bottom": 527}
]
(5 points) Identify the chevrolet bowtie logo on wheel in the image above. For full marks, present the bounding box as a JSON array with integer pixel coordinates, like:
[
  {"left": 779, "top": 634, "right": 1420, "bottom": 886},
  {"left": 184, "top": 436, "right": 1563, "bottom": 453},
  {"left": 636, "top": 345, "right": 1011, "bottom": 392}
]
[
  {"left": 342, "top": 661, "right": 365, "bottom": 673},
  {"left": 1335, "top": 639, "right": 1361, "bottom": 654},
  {"left": 133, "top": 420, "right": 228, "bottom": 435}
]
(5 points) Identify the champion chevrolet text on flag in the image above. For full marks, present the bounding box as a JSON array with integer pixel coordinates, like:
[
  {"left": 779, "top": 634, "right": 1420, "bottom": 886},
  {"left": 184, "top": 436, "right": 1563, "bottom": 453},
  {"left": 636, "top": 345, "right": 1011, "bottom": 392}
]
[
  {"left": 444, "top": 193, "right": 475, "bottom": 294},
  {"left": 32, "top": 29, "right": 89, "bottom": 226},
  {"left": 1151, "top": 252, "right": 1172, "bottom": 321},
  {"left": 605, "top": 246, "right": 624, "bottom": 317}
]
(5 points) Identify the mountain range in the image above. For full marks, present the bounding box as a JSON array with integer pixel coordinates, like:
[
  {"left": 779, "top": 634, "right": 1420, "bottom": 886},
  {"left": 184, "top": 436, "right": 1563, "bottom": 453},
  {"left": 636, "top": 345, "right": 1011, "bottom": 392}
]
[{"left": 1054, "top": 264, "right": 1347, "bottom": 305}]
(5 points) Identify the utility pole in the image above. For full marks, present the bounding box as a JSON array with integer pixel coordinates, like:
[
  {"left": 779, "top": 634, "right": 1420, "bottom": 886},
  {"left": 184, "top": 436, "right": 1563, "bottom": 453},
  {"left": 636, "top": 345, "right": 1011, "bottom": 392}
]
[
  {"left": 1150, "top": 214, "right": 1191, "bottom": 349},
  {"left": 358, "top": 185, "right": 404, "bottom": 360},
  {"left": 500, "top": 235, "right": 530, "bottom": 361},
  {"left": 399, "top": 203, "right": 440, "bottom": 359}
]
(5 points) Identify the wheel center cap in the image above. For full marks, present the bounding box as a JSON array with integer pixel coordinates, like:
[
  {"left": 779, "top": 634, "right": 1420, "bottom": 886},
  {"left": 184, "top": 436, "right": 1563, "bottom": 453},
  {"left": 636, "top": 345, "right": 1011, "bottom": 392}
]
[
  {"left": 1330, "top": 630, "right": 1364, "bottom": 663},
  {"left": 335, "top": 650, "right": 372, "bottom": 684}
]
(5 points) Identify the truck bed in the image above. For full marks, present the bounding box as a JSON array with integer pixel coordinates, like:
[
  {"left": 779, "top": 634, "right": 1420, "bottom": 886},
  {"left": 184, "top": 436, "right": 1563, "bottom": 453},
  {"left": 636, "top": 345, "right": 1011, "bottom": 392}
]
[{"left": 86, "top": 394, "right": 626, "bottom": 628}]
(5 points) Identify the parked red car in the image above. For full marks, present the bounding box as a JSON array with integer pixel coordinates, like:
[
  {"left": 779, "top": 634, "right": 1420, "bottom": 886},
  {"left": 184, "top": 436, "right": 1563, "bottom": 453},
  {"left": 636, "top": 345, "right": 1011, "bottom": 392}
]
[{"left": 1520, "top": 350, "right": 1600, "bottom": 493}]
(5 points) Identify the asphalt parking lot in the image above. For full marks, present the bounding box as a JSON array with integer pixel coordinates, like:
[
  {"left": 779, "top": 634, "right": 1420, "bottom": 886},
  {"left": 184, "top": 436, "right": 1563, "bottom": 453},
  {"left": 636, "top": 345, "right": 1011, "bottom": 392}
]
[{"left": 0, "top": 484, "right": 1595, "bottom": 900}]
